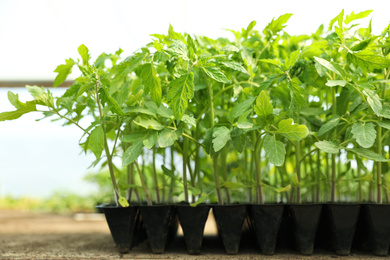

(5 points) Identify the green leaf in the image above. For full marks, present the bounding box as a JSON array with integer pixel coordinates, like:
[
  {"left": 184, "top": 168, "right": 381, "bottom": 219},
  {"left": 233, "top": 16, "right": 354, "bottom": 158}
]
[
  {"left": 182, "top": 114, "right": 196, "bottom": 127},
  {"left": 221, "top": 61, "right": 249, "bottom": 75},
  {"left": 54, "top": 58, "right": 75, "bottom": 87},
  {"left": 0, "top": 110, "right": 33, "bottom": 121},
  {"left": 223, "top": 182, "right": 244, "bottom": 189},
  {"left": 212, "top": 126, "right": 231, "bottom": 152},
  {"left": 167, "top": 72, "right": 195, "bottom": 120},
  {"left": 133, "top": 119, "right": 164, "bottom": 130},
  {"left": 318, "top": 117, "right": 340, "bottom": 137},
  {"left": 264, "top": 134, "right": 286, "bottom": 166},
  {"left": 158, "top": 128, "right": 180, "bottom": 148},
  {"left": 313, "top": 57, "right": 342, "bottom": 77},
  {"left": 351, "top": 122, "right": 376, "bottom": 148},
  {"left": 285, "top": 50, "right": 300, "bottom": 69},
  {"left": 190, "top": 193, "right": 210, "bottom": 207},
  {"left": 356, "top": 173, "right": 373, "bottom": 182},
  {"left": 78, "top": 44, "right": 90, "bottom": 65},
  {"left": 277, "top": 119, "right": 309, "bottom": 141},
  {"left": 227, "top": 96, "right": 255, "bottom": 124},
  {"left": 348, "top": 50, "right": 390, "bottom": 72},
  {"left": 288, "top": 77, "right": 306, "bottom": 109},
  {"left": 348, "top": 148, "right": 389, "bottom": 162},
  {"left": 273, "top": 184, "right": 291, "bottom": 193},
  {"left": 236, "top": 122, "right": 253, "bottom": 129},
  {"left": 263, "top": 13, "right": 293, "bottom": 36},
  {"left": 141, "top": 63, "right": 162, "bottom": 105},
  {"left": 377, "top": 120, "right": 390, "bottom": 130},
  {"left": 315, "top": 140, "right": 341, "bottom": 154},
  {"left": 88, "top": 126, "right": 104, "bottom": 159},
  {"left": 120, "top": 131, "right": 148, "bottom": 143},
  {"left": 259, "top": 59, "right": 283, "bottom": 67},
  {"left": 254, "top": 90, "right": 273, "bottom": 121},
  {"left": 123, "top": 140, "right": 144, "bottom": 166},
  {"left": 329, "top": 10, "right": 344, "bottom": 31},
  {"left": 202, "top": 66, "right": 231, "bottom": 84},
  {"left": 345, "top": 10, "right": 373, "bottom": 24},
  {"left": 143, "top": 131, "right": 158, "bottom": 149},
  {"left": 363, "top": 89, "right": 382, "bottom": 116},
  {"left": 325, "top": 80, "right": 347, "bottom": 87},
  {"left": 118, "top": 196, "right": 129, "bottom": 207}
]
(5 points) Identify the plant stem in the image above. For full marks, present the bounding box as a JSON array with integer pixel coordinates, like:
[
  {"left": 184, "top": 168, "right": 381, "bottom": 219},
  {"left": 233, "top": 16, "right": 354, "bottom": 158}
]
[
  {"left": 94, "top": 82, "right": 120, "bottom": 206},
  {"left": 169, "top": 147, "right": 175, "bottom": 203},
  {"left": 183, "top": 134, "right": 189, "bottom": 202},
  {"left": 377, "top": 82, "right": 386, "bottom": 204},
  {"left": 203, "top": 69, "right": 223, "bottom": 205},
  {"left": 221, "top": 147, "right": 231, "bottom": 204},
  {"left": 152, "top": 147, "right": 160, "bottom": 204},
  {"left": 331, "top": 86, "right": 337, "bottom": 203},
  {"left": 357, "top": 163, "right": 362, "bottom": 203},
  {"left": 295, "top": 141, "right": 301, "bottom": 204},
  {"left": 254, "top": 135, "right": 264, "bottom": 204},
  {"left": 134, "top": 161, "right": 152, "bottom": 206}
]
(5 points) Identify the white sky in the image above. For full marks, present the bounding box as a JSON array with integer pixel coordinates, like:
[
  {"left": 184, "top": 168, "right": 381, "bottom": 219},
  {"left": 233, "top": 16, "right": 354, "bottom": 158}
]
[
  {"left": 0, "top": 0, "right": 389, "bottom": 80},
  {"left": 0, "top": 0, "right": 389, "bottom": 197}
]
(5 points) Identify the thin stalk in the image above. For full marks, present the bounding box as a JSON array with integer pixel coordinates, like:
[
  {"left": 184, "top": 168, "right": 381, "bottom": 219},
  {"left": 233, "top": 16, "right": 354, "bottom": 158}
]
[
  {"left": 254, "top": 135, "right": 265, "bottom": 204},
  {"left": 127, "top": 162, "right": 134, "bottom": 202},
  {"left": 221, "top": 147, "right": 231, "bottom": 204},
  {"left": 152, "top": 147, "right": 160, "bottom": 204},
  {"left": 162, "top": 150, "right": 166, "bottom": 203},
  {"left": 169, "top": 147, "right": 175, "bottom": 203},
  {"left": 203, "top": 70, "right": 223, "bottom": 205},
  {"left": 295, "top": 141, "right": 302, "bottom": 204},
  {"left": 183, "top": 135, "right": 189, "bottom": 202},
  {"left": 331, "top": 86, "right": 337, "bottom": 203},
  {"left": 377, "top": 82, "right": 386, "bottom": 204},
  {"left": 94, "top": 83, "right": 120, "bottom": 206},
  {"left": 316, "top": 150, "right": 320, "bottom": 203},
  {"left": 357, "top": 164, "right": 362, "bottom": 203},
  {"left": 134, "top": 161, "right": 152, "bottom": 206}
]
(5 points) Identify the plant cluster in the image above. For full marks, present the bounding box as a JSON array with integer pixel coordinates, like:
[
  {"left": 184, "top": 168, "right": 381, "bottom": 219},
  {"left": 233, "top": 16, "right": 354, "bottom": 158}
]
[{"left": 2, "top": 10, "right": 390, "bottom": 206}]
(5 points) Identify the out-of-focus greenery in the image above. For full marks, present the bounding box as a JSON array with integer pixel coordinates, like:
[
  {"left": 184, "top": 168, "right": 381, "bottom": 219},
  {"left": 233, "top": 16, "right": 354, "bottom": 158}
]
[{"left": 0, "top": 192, "right": 99, "bottom": 213}]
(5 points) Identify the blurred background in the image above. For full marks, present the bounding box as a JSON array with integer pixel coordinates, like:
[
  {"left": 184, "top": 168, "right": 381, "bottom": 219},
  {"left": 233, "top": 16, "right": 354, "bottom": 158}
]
[{"left": 0, "top": 0, "right": 389, "bottom": 211}]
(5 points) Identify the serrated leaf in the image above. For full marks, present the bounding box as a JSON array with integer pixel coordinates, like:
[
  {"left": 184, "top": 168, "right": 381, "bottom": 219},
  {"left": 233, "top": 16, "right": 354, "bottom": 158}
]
[
  {"left": 78, "top": 44, "right": 90, "bottom": 65},
  {"left": 348, "top": 50, "right": 390, "bottom": 72},
  {"left": 277, "top": 118, "right": 309, "bottom": 141},
  {"left": 315, "top": 140, "right": 341, "bottom": 154},
  {"left": 351, "top": 122, "right": 376, "bottom": 148},
  {"left": 122, "top": 140, "right": 143, "bottom": 166},
  {"left": 88, "top": 126, "right": 104, "bottom": 159},
  {"left": 254, "top": 90, "right": 273, "bottom": 120},
  {"left": 313, "top": 57, "right": 342, "bottom": 77},
  {"left": 141, "top": 63, "right": 161, "bottom": 105},
  {"left": 329, "top": 10, "right": 344, "bottom": 31},
  {"left": 221, "top": 61, "right": 249, "bottom": 75},
  {"left": 167, "top": 72, "right": 194, "bottom": 120},
  {"left": 202, "top": 66, "right": 231, "bottom": 84},
  {"left": 212, "top": 126, "right": 231, "bottom": 152},
  {"left": 263, "top": 13, "right": 293, "bottom": 36},
  {"left": 53, "top": 58, "right": 75, "bottom": 87},
  {"left": 288, "top": 77, "right": 306, "bottom": 109},
  {"left": 325, "top": 80, "right": 347, "bottom": 87},
  {"left": 264, "top": 134, "right": 286, "bottom": 166},
  {"left": 318, "top": 117, "right": 340, "bottom": 137},
  {"left": 227, "top": 96, "right": 255, "bottom": 124},
  {"left": 345, "top": 10, "right": 373, "bottom": 24},
  {"left": 348, "top": 147, "right": 389, "bottom": 162},
  {"left": 285, "top": 50, "right": 300, "bottom": 69},
  {"left": 221, "top": 45, "right": 240, "bottom": 52},
  {"left": 158, "top": 128, "right": 180, "bottom": 148},
  {"left": 133, "top": 119, "right": 164, "bottom": 130},
  {"left": 0, "top": 110, "right": 33, "bottom": 121}
]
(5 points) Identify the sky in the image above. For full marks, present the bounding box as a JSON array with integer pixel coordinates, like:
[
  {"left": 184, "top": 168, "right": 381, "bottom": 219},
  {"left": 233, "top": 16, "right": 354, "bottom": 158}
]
[{"left": 0, "top": 0, "right": 389, "bottom": 197}]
